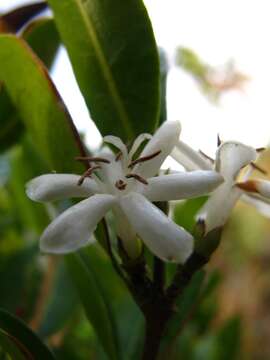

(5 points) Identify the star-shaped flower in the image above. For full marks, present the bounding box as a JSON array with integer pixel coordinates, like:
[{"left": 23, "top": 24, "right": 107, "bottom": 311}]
[
  {"left": 26, "top": 121, "right": 223, "bottom": 263},
  {"left": 172, "top": 138, "right": 269, "bottom": 234}
]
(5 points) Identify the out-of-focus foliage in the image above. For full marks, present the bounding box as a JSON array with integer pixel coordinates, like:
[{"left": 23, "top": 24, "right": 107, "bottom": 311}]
[{"left": 177, "top": 47, "right": 249, "bottom": 102}]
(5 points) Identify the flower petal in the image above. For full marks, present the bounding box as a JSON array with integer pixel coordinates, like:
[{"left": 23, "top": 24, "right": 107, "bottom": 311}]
[
  {"left": 112, "top": 204, "right": 141, "bottom": 258},
  {"left": 197, "top": 182, "right": 242, "bottom": 233},
  {"left": 128, "top": 133, "right": 152, "bottom": 160},
  {"left": 136, "top": 121, "right": 181, "bottom": 178},
  {"left": 141, "top": 171, "right": 223, "bottom": 201},
  {"left": 171, "top": 141, "right": 213, "bottom": 171},
  {"left": 103, "top": 135, "right": 128, "bottom": 164},
  {"left": 26, "top": 174, "right": 99, "bottom": 202},
  {"left": 40, "top": 194, "right": 116, "bottom": 254},
  {"left": 215, "top": 141, "right": 257, "bottom": 179},
  {"left": 119, "top": 192, "right": 193, "bottom": 263}
]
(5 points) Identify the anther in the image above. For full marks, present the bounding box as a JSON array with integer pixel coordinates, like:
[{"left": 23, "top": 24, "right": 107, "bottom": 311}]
[
  {"left": 77, "top": 166, "right": 101, "bottom": 186},
  {"left": 128, "top": 150, "right": 161, "bottom": 168},
  {"left": 125, "top": 173, "right": 148, "bottom": 185},
  {"left": 199, "top": 150, "right": 214, "bottom": 162},
  {"left": 75, "top": 156, "right": 110, "bottom": 164},
  {"left": 217, "top": 134, "right": 222, "bottom": 147},
  {"left": 250, "top": 162, "right": 268, "bottom": 175},
  {"left": 256, "top": 147, "right": 266, "bottom": 153},
  {"left": 115, "top": 152, "right": 122, "bottom": 161},
  {"left": 115, "top": 179, "right": 127, "bottom": 190}
]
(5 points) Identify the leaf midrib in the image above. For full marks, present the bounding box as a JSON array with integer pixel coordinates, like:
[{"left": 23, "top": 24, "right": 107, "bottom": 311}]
[{"left": 75, "top": 0, "right": 134, "bottom": 139}]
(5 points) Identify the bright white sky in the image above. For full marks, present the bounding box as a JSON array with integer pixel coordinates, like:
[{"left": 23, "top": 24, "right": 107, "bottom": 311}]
[{"left": 2, "top": 0, "right": 270, "bottom": 157}]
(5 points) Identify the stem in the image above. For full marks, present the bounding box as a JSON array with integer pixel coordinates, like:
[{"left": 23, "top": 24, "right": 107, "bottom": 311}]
[
  {"left": 153, "top": 256, "right": 165, "bottom": 291},
  {"left": 142, "top": 315, "right": 168, "bottom": 360}
]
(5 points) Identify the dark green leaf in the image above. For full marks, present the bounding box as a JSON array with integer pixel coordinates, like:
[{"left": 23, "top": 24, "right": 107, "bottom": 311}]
[
  {"left": 65, "top": 253, "right": 120, "bottom": 360},
  {"left": 22, "top": 18, "right": 60, "bottom": 69},
  {"left": 0, "top": 34, "right": 84, "bottom": 172},
  {"left": 0, "top": 309, "right": 56, "bottom": 359},
  {"left": 0, "top": 2, "right": 48, "bottom": 33},
  {"left": 48, "top": 0, "right": 160, "bottom": 141}
]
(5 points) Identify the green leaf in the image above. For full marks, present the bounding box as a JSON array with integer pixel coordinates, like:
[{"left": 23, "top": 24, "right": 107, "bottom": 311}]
[
  {"left": 0, "top": 19, "right": 61, "bottom": 153},
  {"left": 22, "top": 18, "right": 60, "bottom": 69},
  {"left": 65, "top": 253, "right": 120, "bottom": 360},
  {"left": 0, "top": 88, "right": 24, "bottom": 152},
  {"left": 0, "top": 34, "right": 84, "bottom": 172},
  {"left": 0, "top": 309, "right": 56, "bottom": 359},
  {"left": 47, "top": 0, "right": 160, "bottom": 141}
]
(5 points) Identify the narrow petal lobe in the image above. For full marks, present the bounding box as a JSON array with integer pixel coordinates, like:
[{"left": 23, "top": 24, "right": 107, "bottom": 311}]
[
  {"left": 119, "top": 192, "right": 193, "bottom": 263},
  {"left": 26, "top": 174, "right": 99, "bottom": 202},
  {"left": 141, "top": 171, "right": 223, "bottom": 201},
  {"left": 40, "top": 194, "right": 116, "bottom": 254}
]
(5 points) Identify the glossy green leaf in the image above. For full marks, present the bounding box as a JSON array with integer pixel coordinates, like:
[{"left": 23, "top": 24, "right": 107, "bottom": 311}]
[
  {"left": 65, "top": 253, "right": 120, "bottom": 360},
  {"left": 48, "top": 0, "right": 160, "bottom": 141},
  {"left": 0, "top": 34, "right": 84, "bottom": 172},
  {"left": 0, "top": 19, "right": 61, "bottom": 153},
  {"left": 0, "top": 309, "right": 56, "bottom": 359}
]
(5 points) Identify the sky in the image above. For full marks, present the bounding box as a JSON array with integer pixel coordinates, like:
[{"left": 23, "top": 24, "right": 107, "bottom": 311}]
[{"left": 2, "top": 0, "right": 270, "bottom": 158}]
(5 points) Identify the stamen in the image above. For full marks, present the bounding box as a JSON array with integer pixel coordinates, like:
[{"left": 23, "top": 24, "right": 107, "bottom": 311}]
[
  {"left": 250, "top": 162, "right": 268, "bottom": 175},
  {"left": 77, "top": 166, "right": 101, "bottom": 186},
  {"left": 236, "top": 180, "right": 258, "bottom": 193},
  {"left": 75, "top": 156, "right": 110, "bottom": 164},
  {"left": 125, "top": 173, "right": 148, "bottom": 185},
  {"left": 217, "top": 134, "right": 222, "bottom": 147},
  {"left": 256, "top": 147, "right": 266, "bottom": 153},
  {"left": 115, "top": 179, "right": 127, "bottom": 190},
  {"left": 199, "top": 150, "right": 214, "bottom": 163},
  {"left": 115, "top": 151, "right": 122, "bottom": 161},
  {"left": 128, "top": 150, "right": 161, "bottom": 168}
]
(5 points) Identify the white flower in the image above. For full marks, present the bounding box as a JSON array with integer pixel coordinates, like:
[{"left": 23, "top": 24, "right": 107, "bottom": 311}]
[
  {"left": 172, "top": 139, "right": 269, "bottom": 234},
  {"left": 26, "top": 121, "right": 223, "bottom": 263}
]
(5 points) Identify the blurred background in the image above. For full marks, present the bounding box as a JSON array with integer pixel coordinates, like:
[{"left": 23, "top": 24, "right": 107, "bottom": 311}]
[{"left": 1, "top": 1, "right": 270, "bottom": 359}]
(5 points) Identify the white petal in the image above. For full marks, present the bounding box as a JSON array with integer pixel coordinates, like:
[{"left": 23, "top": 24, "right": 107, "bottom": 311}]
[
  {"left": 141, "top": 171, "right": 223, "bottom": 201},
  {"left": 26, "top": 174, "right": 99, "bottom": 202},
  {"left": 40, "top": 194, "right": 116, "bottom": 254},
  {"left": 103, "top": 135, "right": 128, "bottom": 164},
  {"left": 136, "top": 121, "right": 181, "bottom": 178},
  {"left": 215, "top": 141, "right": 257, "bottom": 179},
  {"left": 171, "top": 141, "right": 213, "bottom": 171},
  {"left": 119, "top": 192, "right": 193, "bottom": 263},
  {"left": 128, "top": 133, "right": 152, "bottom": 160},
  {"left": 112, "top": 205, "right": 141, "bottom": 258},
  {"left": 197, "top": 182, "right": 242, "bottom": 233}
]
